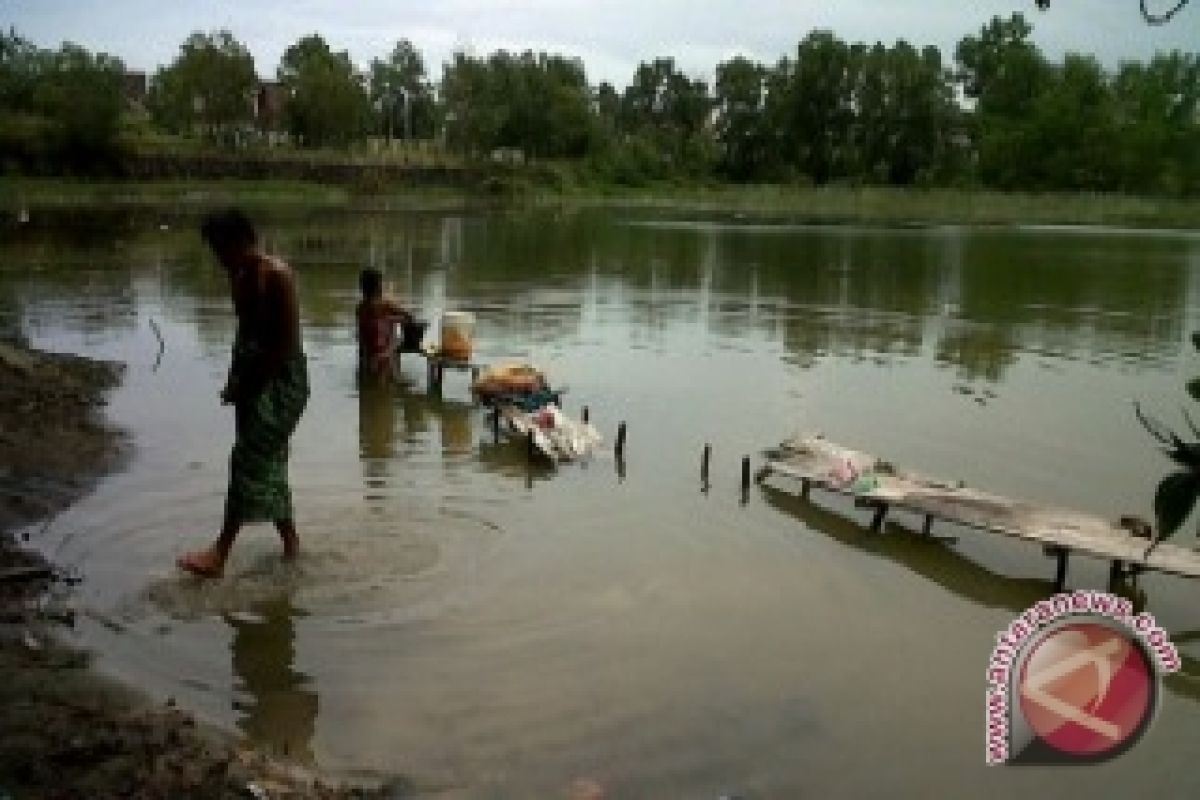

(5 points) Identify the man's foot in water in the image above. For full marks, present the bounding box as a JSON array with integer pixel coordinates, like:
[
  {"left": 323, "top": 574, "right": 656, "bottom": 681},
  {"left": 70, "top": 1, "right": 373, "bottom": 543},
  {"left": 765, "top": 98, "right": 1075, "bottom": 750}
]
[{"left": 176, "top": 547, "right": 225, "bottom": 578}]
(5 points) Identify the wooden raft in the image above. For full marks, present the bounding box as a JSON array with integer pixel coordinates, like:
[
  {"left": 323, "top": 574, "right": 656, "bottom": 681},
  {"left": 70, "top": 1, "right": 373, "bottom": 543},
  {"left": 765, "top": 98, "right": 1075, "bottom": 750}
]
[{"left": 757, "top": 435, "right": 1200, "bottom": 585}]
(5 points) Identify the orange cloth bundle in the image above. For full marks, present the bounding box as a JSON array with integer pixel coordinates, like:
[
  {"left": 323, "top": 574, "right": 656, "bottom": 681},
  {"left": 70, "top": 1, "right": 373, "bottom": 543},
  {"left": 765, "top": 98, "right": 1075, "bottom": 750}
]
[{"left": 471, "top": 362, "right": 547, "bottom": 398}]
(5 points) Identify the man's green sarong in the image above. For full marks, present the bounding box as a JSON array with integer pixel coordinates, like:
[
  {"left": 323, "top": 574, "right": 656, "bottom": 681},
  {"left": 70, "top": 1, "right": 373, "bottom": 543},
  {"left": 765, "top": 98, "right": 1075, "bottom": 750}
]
[{"left": 225, "top": 333, "right": 310, "bottom": 523}]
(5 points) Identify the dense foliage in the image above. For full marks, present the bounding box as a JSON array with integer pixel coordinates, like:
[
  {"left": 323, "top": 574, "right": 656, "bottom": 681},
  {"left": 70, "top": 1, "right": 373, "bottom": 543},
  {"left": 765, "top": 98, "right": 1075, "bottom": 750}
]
[
  {"left": 0, "top": 30, "right": 125, "bottom": 171},
  {"left": 147, "top": 31, "right": 257, "bottom": 141},
  {"left": 442, "top": 50, "right": 594, "bottom": 159},
  {"left": 278, "top": 34, "right": 372, "bottom": 148},
  {"left": 1, "top": 14, "right": 1198, "bottom": 194},
  {"left": 369, "top": 40, "right": 438, "bottom": 141}
]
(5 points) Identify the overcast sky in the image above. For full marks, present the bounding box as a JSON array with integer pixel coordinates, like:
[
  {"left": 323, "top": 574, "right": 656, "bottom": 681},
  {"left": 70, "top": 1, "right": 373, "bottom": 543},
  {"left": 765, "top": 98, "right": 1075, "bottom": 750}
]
[{"left": 3, "top": 0, "right": 1196, "bottom": 85}]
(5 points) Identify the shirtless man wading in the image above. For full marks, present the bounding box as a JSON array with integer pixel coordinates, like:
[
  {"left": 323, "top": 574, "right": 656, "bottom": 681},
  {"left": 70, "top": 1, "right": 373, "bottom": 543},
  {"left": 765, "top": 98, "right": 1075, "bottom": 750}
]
[{"left": 178, "top": 209, "right": 310, "bottom": 578}]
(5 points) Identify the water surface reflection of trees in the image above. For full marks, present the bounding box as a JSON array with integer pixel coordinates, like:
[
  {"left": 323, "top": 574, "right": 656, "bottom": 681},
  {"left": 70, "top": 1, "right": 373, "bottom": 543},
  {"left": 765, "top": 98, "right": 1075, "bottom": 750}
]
[
  {"left": 0, "top": 209, "right": 1195, "bottom": 383},
  {"left": 759, "top": 482, "right": 1200, "bottom": 706}
]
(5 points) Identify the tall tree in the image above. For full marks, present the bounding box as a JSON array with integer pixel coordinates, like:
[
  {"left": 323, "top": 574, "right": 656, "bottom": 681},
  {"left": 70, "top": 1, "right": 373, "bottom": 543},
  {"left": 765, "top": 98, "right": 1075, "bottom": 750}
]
[
  {"left": 441, "top": 50, "right": 594, "bottom": 158},
  {"left": 594, "top": 80, "right": 621, "bottom": 136},
  {"left": 32, "top": 42, "right": 125, "bottom": 164},
  {"left": 440, "top": 51, "right": 498, "bottom": 154},
  {"left": 956, "top": 14, "right": 1052, "bottom": 188},
  {"left": 1027, "top": 54, "right": 1117, "bottom": 189},
  {"left": 1112, "top": 52, "right": 1200, "bottom": 194},
  {"left": 148, "top": 30, "right": 257, "bottom": 140},
  {"left": 278, "top": 34, "right": 371, "bottom": 148},
  {"left": 714, "top": 56, "right": 771, "bottom": 180},
  {"left": 2, "top": 31, "right": 128, "bottom": 169},
  {"left": 368, "top": 39, "right": 436, "bottom": 140},
  {"left": 0, "top": 29, "right": 46, "bottom": 112},
  {"left": 956, "top": 14, "right": 1047, "bottom": 119},
  {"left": 622, "top": 57, "right": 713, "bottom": 174},
  {"left": 880, "top": 43, "right": 958, "bottom": 184},
  {"left": 849, "top": 43, "right": 891, "bottom": 182},
  {"left": 775, "top": 32, "right": 859, "bottom": 183}
]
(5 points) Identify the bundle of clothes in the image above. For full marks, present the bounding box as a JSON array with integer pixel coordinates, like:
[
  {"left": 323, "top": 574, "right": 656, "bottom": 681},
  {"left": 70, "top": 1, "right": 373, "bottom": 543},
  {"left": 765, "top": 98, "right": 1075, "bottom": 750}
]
[{"left": 471, "top": 362, "right": 602, "bottom": 462}]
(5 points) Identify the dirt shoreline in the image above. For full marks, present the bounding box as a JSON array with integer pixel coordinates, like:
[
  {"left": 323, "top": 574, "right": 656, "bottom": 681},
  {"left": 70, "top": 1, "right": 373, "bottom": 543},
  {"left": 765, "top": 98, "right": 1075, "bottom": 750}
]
[{"left": 0, "top": 339, "right": 391, "bottom": 799}]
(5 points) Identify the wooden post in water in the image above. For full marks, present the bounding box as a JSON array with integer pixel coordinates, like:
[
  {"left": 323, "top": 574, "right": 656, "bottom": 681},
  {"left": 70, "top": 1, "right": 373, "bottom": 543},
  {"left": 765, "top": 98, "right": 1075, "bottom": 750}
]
[
  {"left": 1109, "top": 559, "right": 1125, "bottom": 589},
  {"left": 869, "top": 503, "right": 889, "bottom": 532},
  {"left": 582, "top": 406, "right": 590, "bottom": 424},
  {"left": 1051, "top": 547, "right": 1070, "bottom": 591},
  {"left": 615, "top": 422, "right": 628, "bottom": 483},
  {"left": 701, "top": 444, "right": 711, "bottom": 486},
  {"left": 741, "top": 456, "right": 751, "bottom": 502}
]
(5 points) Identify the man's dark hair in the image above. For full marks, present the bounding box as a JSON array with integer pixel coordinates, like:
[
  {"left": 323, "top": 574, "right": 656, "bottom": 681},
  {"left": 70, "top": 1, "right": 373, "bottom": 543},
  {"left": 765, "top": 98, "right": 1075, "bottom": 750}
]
[
  {"left": 200, "top": 208, "right": 257, "bottom": 254},
  {"left": 360, "top": 268, "right": 383, "bottom": 299}
]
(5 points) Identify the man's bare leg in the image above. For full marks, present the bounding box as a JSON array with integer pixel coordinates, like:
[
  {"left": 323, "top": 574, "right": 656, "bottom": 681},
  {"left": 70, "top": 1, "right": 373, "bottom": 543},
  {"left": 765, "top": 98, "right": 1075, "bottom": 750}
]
[
  {"left": 177, "top": 515, "right": 241, "bottom": 578},
  {"left": 276, "top": 519, "right": 300, "bottom": 560}
]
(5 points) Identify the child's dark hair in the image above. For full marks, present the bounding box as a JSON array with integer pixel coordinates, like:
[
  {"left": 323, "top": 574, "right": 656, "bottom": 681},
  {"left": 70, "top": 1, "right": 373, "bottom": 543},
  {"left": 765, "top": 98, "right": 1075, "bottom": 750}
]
[
  {"left": 200, "top": 208, "right": 257, "bottom": 253},
  {"left": 360, "top": 268, "right": 383, "bottom": 299}
]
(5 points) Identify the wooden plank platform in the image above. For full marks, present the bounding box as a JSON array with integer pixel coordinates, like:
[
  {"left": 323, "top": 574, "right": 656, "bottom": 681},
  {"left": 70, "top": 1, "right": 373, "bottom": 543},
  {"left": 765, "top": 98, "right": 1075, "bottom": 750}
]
[
  {"left": 416, "top": 345, "right": 481, "bottom": 393},
  {"left": 758, "top": 435, "right": 1200, "bottom": 583}
]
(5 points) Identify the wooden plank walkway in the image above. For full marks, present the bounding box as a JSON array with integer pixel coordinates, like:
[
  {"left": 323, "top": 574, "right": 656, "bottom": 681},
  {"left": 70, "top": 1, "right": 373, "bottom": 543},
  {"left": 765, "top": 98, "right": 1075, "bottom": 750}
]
[{"left": 757, "top": 435, "right": 1200, "bottom": 585}]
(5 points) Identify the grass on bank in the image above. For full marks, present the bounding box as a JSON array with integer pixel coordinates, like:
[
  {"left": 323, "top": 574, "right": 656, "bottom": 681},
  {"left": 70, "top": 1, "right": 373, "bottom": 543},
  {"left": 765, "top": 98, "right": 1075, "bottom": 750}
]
[
  {"left": 0, "top": 177, "right": 476, "bottom": 213},
  {"left": 2, "top": 175, "right": 1199, "bottom": 229},
  {"left": 0, "top": 177, "right": 351, "bottom": 208},
  {"left": 565, "top": 184, "right": 1200, "bottom": 229}
]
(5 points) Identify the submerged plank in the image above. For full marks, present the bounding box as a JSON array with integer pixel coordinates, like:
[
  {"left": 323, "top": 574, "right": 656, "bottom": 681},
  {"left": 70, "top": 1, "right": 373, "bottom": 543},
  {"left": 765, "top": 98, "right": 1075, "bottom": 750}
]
[{"left": 762, "top": 435, "right": 1200, "bottom": 581}]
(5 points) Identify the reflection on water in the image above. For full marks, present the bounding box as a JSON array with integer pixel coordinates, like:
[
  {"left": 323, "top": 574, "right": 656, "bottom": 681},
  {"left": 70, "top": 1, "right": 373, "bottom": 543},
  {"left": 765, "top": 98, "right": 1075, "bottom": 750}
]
[
  {"left": 228, "top": 597, "right": 317, "bottom": 764},
  {"left": 6, "top": 208, "right": 1200, "bottom": 797},
  {"left": 359, "top": 375, "right": 398, "bottom": 462},
  {"left": 439, "top": 401, "right": 474, "bottom": 456},
  {"left": 7, "top": 209, "right": 1196, "bottom": 381},
  {"left": 756, "top": 481, "right": 1200, "bottom": 709},
  {"left": 760, "top": 483, "right": 1058, "bottom": 613}
]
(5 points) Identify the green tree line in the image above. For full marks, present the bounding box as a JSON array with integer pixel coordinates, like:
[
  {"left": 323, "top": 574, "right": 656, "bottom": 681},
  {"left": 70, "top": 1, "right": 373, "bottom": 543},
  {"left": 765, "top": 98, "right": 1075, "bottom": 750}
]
[
  {"left": 0, "top": 29, "right": 126, "bottom": 171},
  {"left": 2, "top": 14, "right": 1198, "bottom": 195}
]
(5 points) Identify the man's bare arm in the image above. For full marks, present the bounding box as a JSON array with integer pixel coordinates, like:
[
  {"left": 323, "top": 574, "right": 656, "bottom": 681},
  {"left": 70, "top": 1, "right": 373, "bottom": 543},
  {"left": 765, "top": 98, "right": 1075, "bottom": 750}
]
[{"left": 383, "top": 298, "right": 412, "bottom": 323}]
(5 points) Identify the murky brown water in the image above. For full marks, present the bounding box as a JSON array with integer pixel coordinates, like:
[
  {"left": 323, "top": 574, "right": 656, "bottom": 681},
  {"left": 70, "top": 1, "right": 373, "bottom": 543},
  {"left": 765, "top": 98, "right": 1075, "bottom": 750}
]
[{"left": 4, "top": 207, "right": 1200, "bottom": 796}]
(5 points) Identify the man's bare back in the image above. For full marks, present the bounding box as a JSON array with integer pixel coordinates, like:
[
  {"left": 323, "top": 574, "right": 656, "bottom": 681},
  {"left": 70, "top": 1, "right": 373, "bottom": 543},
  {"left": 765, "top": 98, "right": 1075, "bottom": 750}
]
[{"left": 223, "top": 255, "right": 302, "bottom": 405}]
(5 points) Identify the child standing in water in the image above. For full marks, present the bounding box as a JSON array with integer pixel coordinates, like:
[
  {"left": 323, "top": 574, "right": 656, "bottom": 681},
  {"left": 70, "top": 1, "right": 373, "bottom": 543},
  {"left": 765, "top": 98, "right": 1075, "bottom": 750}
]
[{"left": 356, "top": 268, "right": 412, "bottom": 380}]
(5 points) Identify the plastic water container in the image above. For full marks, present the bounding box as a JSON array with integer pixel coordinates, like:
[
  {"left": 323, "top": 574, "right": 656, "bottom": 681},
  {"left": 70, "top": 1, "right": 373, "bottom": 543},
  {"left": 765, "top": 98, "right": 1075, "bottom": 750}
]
[{"left": 440, "top": 311, "right": 475, "bottom": 360}]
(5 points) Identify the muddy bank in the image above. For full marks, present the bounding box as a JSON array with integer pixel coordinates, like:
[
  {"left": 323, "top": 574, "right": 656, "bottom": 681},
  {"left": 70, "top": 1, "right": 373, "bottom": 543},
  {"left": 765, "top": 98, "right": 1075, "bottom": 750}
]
[
  {"left": 0, "top": 340, "right": 126, "bottom": 535},
  {"left": 0, "top": 339, "right": 394, "bottom": 799}
]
